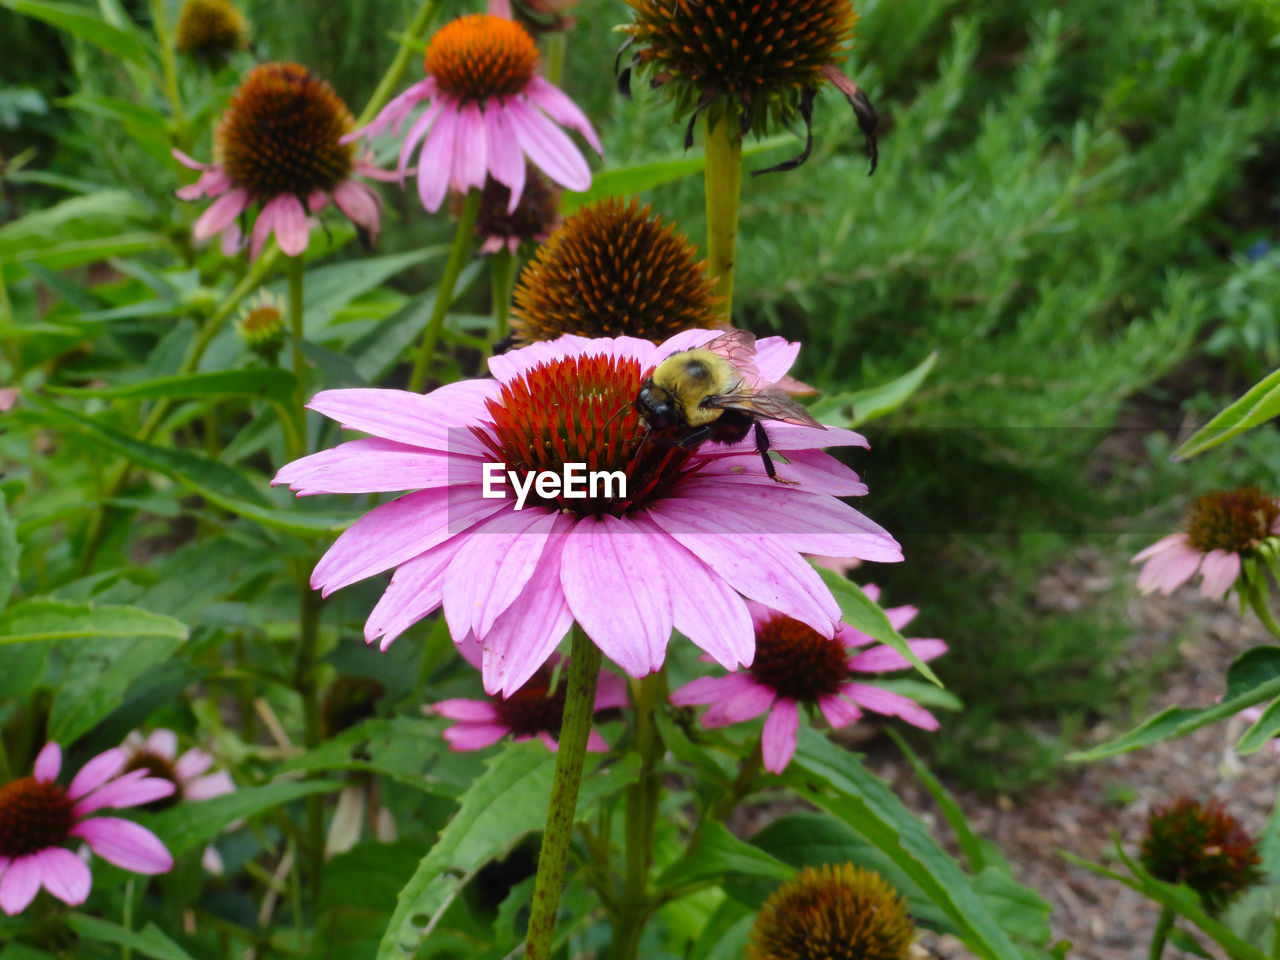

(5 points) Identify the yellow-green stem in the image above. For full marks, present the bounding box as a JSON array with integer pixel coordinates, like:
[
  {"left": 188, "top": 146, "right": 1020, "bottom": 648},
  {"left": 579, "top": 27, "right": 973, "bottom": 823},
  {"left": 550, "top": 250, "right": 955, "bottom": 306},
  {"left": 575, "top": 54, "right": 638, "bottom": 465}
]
[
  {"left": 710, "top": 736, "right": 762, "bottom": 821},
  {"left": 293, "top": 566, "right": 324, "bottom": 914},
  {"left": 544, "top": 33, "right": 567, "bottom": 88},
  {"left": 151, "top": 0, "right": 186, "bottom": 132},
  {"left": 286, "top": 256, "right": 308, "bottom": 460},
  {"left": 703, "top": 106, "right": 743, "bottom": 320},
  {"left": 409, "top": 189, "right": 481, "bottom": 392},
  {"left": 524, "top": 625, "right": 602, "bottom": 960},
  {"left": 356, "top": 1, "right": 441, "bottom": 128},
  {"left": 489, "top": 248, "right": 516, "bottom": 349}
]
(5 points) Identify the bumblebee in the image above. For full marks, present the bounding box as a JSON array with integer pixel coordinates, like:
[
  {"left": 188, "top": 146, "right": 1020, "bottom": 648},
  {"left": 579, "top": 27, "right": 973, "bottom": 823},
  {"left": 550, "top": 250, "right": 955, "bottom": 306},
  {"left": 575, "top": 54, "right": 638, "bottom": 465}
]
[{"left": 633, "top": 329, "right": 823, "bottom": 481}]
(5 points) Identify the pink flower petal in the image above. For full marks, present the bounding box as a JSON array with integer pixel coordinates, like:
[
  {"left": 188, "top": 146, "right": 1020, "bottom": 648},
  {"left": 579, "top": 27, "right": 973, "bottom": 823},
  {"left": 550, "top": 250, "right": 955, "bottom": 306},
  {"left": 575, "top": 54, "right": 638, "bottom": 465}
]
[
  {"left": 333, "top": 181, "right": 383, "bottom": 244},
  {"left": 713, "top": 681, "right": 777, "bottom": 724},
  {"left": 73, "top": 774, "right": 174, "bottom": 816},
  {"left": 443, "top": 722, "right": 510, "bottom": 751},
  {"left": 67, "top": 748, "right": 124, "bottom": 799},
  {"left": 185, "top": 770, "right": 235, "bottom": 801},
  {"left": 0, "top": 855, "right": 41, "bottom": 915},
  {"left": 172, "top": 148, "right": 211, "bottom": 171},
  {"left": 433, "top": 698, "right": 501, "bottom": 722},
  {"left": 670, "top": 673, "right": 757, "bottom": 706},
  {"left": 451, "top": 102, "right": 487, "bottom": 193},
  {"left": 363, "top": 535, "right": 472, "bottom": 650},
  {"left": 561, "top": 514, "right": 672, "bottom": 679},
  {"left": 308, "top": 190, "right": 329, "bottom": 214},
  {"left": 34, "top": 742, "right": 62, "bottom": 783},
  {"left": 399, "top": 100, "right": 445, "bottom": 180},
  {"left": 694, "top": 448, "right": 867, "bottom": 497},
  {"left": 818, "top": 694, "right": 862, "bottom": 729},
  {"left": 34, "top": 848, "right": 90, "bottom": 907},
  {"left": 192, "top": 187, "right": 250, "bottom": 244},
  {"left": 1132, "top": 533, "right": 1188, "bottom": 563},
  {"left": 351, "top": 79, "right": 436, "bottom": 143},
  {"left": 268, "top": 194, "right": 309, "bottom": 257},
  {"left": 273, "top": 437, "right": 456, "bottom": 496},
  {"left": 525, "top": 77, "right": 603, "bottom": 154},
  {"left": 586, "top": 730, "right": 611, "bottom": 752},
  {"left": 173, "top": 748, "right": 213, "bottom": 783},
  {"left": 220, "top": 220, "right": 244, "bottom": 257},
  {"left": 1136, "top": 543, "right": 1202, "bottom": 595},
  {"left": 72, "top": 818, "right": 173, "bottom": 874},
  {"left": 884, "top": 603, "right": 919, "bottom": 632},
  {"left": 304, "top": 382, "right": 500, "bottom": 455},
  {"left": 761, "top": 699, "right": 799, "bottom": 773},
  {"left": 483, "top": 99, "right": 526, "bottom": 211},
  {"left": 848, "top": 638, "right": 947, "bottom": 673},
  {"left": 752, "top": 337, "right": 801, "bottom": 382},
  {"left": 142, "top": 729, "right": 176, "bottom": 759},
  {"left": 249, "top": 196, "right": 278, "bottom": 261},
  {"left": 417, "top": 105, "right": 458, "bottom": 212},
  {"left": 488, "top": 0, "right": 512, "bottom": 17},
  {"left": 1199, "top": 549, "right": 1241, "bottom": 600},
  {"left": 505, "top": 99, "right": 591, "bottom": 191},
  {"left": 843, "top": 683, "right": 940, "bottom": 730},
  {"left": 595, "top": 671, "right": 629, "bottom": 711}
]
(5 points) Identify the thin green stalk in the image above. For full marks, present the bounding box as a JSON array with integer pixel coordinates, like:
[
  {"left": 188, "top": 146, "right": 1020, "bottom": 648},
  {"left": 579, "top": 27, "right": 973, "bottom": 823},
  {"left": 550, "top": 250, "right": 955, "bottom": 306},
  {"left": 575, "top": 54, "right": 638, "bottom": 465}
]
[
  {"left": 544, "top": 33, "right": 567, "bottom": 88},
  {"left": 489, "top": 248, "right": 517, "bottom": 348},
  {"left": 151, "top": 0, "right": 186, "bottom": 131},
  {"left": 286, "top": 256, "right": 308, "bottom": 460},
  {"left": 293, "top": 566, "right": 324, "bottom": 914},
  {"left": 525, "top": 625, "right": 602, "bottom": 960},
  {"left": 1248, "top": 587, "right": 1280, "bottom": 642},
  {"left": 356, "top": 1, "right": 441, "bottom": 127},
  {"left": 710, "top": 736, "right": 762, "bottom": 821},
  {"left": 609, "top": 671, "right": 667, "bottom": 960},
  {"left": 1149, "top": 906, "right": 1174, "bottom": 960},
  {"left": 409, "top": 189, "right": 481, "bottom": 392},
  {"left": 703, "top": 105, "right": 743, "bottom": 320},
  {"left": 121, "top": 878, "right": 135, "bottom": 960}
]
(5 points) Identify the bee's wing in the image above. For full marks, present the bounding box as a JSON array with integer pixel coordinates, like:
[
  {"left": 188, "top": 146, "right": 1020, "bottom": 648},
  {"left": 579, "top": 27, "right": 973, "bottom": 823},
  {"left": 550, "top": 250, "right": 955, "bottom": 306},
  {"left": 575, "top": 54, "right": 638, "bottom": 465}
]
[
  {"left": 700, "top": 328, "right": 770, "bottom": 391},
  {"left": 704, "top": 387, "right": 825, "bottom": 428}
]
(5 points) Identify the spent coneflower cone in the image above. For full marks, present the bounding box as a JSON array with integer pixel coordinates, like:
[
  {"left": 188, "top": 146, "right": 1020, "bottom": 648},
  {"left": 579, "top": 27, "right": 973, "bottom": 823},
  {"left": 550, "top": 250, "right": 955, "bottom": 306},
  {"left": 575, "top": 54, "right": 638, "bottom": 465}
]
[
  {"left": 1140, "top": 797, "right": 1263, "bottom": 915},
  {"left": 511, "top": 197, "right": 722, "bottom": 343},
  {"left": 462, "top": 165, "right": 561, "bottom": 255},
  {"left": 621, "top": 0, "right": 878, "bottom": 173},
  {"left": 748, "top": 863, "right": 915, "bottom": 960},
  {"left": 175, "top": 0, "right": 249, "bottom": 60}
]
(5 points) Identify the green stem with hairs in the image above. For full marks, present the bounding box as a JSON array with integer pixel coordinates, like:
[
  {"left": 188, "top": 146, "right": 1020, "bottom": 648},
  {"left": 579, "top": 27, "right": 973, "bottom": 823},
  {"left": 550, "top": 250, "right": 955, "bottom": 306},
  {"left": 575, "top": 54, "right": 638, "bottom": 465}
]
[
  {"left": 489, "top": 248, "right": 516, "bottom": 348},
  {"left": 286, "top": 255, "right": 308, "bottom": 460},
  {"left": 703, "top": 104, "right": 743, "bottom": 320},
  {"left": 356, "top": 1, "right": 441, "bottom": 128},
  {"left": 409, "top": 189, "right": 481, "bottom": 392},
  {"left": 524, "top": 625, "right": 602, "bottom": 960},
  {"left": 1149, "top": 907, "right": 1174, "bottom": 960}
]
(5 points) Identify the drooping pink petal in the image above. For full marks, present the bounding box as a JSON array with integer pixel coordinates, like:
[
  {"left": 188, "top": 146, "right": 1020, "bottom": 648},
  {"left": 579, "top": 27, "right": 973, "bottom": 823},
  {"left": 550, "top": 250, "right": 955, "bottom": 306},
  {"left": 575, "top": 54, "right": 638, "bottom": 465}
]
[
  {"left": 884, "top": 602, "right": 919, "bottom": 632},
  {"left": 752, "top": 337, "right": 801, "bottom": 382},
  {"left": 268, "top": 194, "right": 310, "bottom": 257},
  {"left": 756, "top": 422, "right": 869, "bottom": 452},
  {"left": 505, "top": 99, "right": 591, "bottom": 191},
  {"left": 364, "top": 534, "right": 473, "bottom": 649},
  {"left": 172, "top": 148, "right": 212, "bottom": 171},
  {"left": 33, "top": 848, "right": 91, "bottom": 907},
  {"left": 670, "top": 673, "right": 758, "bottom": 706},
  {"left": 356, "top": 157, "right": 401, "bottom": 182},
  {"left": 185, "top": 770, "right": 235, "bottom": 801},
  {"left": 72, "top": 818, "right": 173, "bottom": 874},
  {"left": 433, "top": 699, "right": 501, "bottom": 722},
  {"left": 1131, "top": 533, "right": 1189, "bottom": 563},
  {"left": 273, "top": 438, "right": 456, "bottom": 496},
  {"left": 144, "top": 729, "right": 179, "bottom": 760},
  {"left": 333, "top": 181, "right": 383, "bottom": 243},
  {"left": 708, "top": 681, "right": 777, "bottom": 724},
  {"left": 172, "top": 748, "right": 213, "bottom": 783},
  {"left": 848, "top": 638, "right": 947, "bottom": 673},
  {"left": 451, "top": 102, "right": 488, "bottom": 193},
  {"left": 443, "top": 722, "right": 510, "bottom": 751},
  {"left": 1199, "top": 549, "right": 1241, "bottom": 600},
  {"left": 305, "top": 382, "right": 501, "bottom": 455},
  {"left": 694, "top": 448, "right": 867, "bottom": 497},
  {"left": 560, "top": 514, "right": 672, "bottom": 679},
  {"left": 1136, "top": 542, "right": 1203, "bottom": 595},
  {"left": 483, "top": 99, "right": 526, "bottom": 211},
  {"left": 34, "top": 742, "right": 62, "bottom": 783},
  {"left": 417, "top": 105, "right": 459, "bottom": 212},
  {"left": 220, "top": 221, "right": 244, "bottom": 257},
  {"left": 843, "top": 683, "right": 940, "bottom": 730},
  {"left": 308, "top": 190, "right": 329, "bottom": 214},
  {"left": 525, "top": 77, "right": 603, "bottom": 153},
  {"left": 177, "top": 166, "right": 232, "bottom": 201},
  {"left": 761, "top": 699, "right": 800, "bottom": 773},
  {"left": 818, "top": 694, "right": 862, "bottom": 729},
  {"left": 73, "top": 774, "right": 174, "bottom": 816},
  {"left": 398, "top": 100, "right": 444, "bottom": 180},
  {"left": 595, "top": 671, "right": 630, "bottom": 710},
  {"left": 67, "top": 748, "right": 123, "bottom": 799},
  {"left": 347, "top": 78, "right": 436, "bottom": 143},
  {"left": 192, "top": 188, "right": 250, "bottom": 244},
  {"left": 249, "top": 196, "right": 278, "bottom": 261},
  {"left": 0, "top": 855, "right": 41, "bottom": 916},
  {"left": 586, "top": 730, "right": 611, "bottom": 752}
]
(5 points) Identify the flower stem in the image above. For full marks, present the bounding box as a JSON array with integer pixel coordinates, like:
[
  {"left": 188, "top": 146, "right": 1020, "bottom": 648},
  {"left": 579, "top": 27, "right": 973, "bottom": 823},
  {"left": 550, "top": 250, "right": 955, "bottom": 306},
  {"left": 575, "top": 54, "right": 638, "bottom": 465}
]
[
  {"left": 286, "top": 255, "right": 308, "bottom": 460},
  {"left": 293, "top": 565, "right": 324, "bottom": 913},
  {"left": 356, "top": 0, "right": 441, "bottom": 128},
  {"left": 1248, "top": 586, "right": 1280, "bottom": 642},
  {"left": 703, "top": 105, "right": 743, "bottom": 320},
  {"left": 489, "top": 248, "right": 517, "bottom": 349},
  {"left": 524, "top": 624, "right": 602, "bottom": 960},
  {"left": 710, "top": 736, "right": 762, "bottom": 821},
  {"left": 409, "top": 189, "right": 481, "bottom": 392},
  {"left": 1149, "top": 906, "right": 1174, "bottom": 960},
  {"left": 609, "top": 670, "right": 667, "bottom": 960},
  {"left": 151, "top": 0, "right": 186, "bottom": 133},
  {"left": 544, "top": 33, "right": 568, "bottom": 88}
]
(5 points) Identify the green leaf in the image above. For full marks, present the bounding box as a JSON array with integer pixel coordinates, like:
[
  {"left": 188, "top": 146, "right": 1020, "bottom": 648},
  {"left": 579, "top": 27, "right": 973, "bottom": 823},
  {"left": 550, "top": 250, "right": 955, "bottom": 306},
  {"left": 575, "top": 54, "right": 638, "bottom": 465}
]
[
  {"left": 785, "top": 731, "right": 1021, "bottom": 960},
  {"left": 887, "top": 729, "right": 986, "bottom": 870},
  {"left": 0, "top": 599, "right": 187, "bottom": 644},
  {"left": 973, "top": 866, "right": 1053, "bottom": 947},
  {"left": 274, "top": 717, "right": 451, "bottom": 790},
  {"left": 377, "top": 744, "right": 638, "bottom": 960},
  {"left": 143, "top": 780, "right": 345, "bottom": 857},
  {"left": 292, "top": 246, "right": 448, "bottom": 335},
  {"left": 1172, "top": 365, "right": 1280, "bottom": 460},
  {"left": 1236, "top": 698, "right": 1280, "bottom": 755},
  {"left": 809, "top": 352, "right": 939, "bottom": 427},
  {"left": 0, "top": 0, "right": 152, "bottom": 65},
  {"left": 65, "top": 915, "right": 196, "bottom": 960},
  {"left": 1069, "top": 647, "right": 1280, "bottom": 761},
  {"left": 48, "top": 368, "right": 296, "bottom": 403},
  {"left": 0, "top": 191, "right": 148, "bottom": 262},
  {"left": 816, "top": 569, "right": 941, "bottom": 686},
  {"left": 1169, "top": 928, "right": 1214, "bottom": 959},
  {"left": 658, "top": 820, "right": 793, "bottom": 888},
  {"left": 0, "top": 489, "right": 18, "bottom": 610}
]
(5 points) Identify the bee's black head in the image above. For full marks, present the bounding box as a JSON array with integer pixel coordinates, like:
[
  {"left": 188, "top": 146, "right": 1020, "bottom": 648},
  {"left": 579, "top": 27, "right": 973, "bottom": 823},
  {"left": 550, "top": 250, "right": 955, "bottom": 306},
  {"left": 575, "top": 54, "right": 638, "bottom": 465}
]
[{"left": 634, "top": 378, "right": 677, "bottom": 431}]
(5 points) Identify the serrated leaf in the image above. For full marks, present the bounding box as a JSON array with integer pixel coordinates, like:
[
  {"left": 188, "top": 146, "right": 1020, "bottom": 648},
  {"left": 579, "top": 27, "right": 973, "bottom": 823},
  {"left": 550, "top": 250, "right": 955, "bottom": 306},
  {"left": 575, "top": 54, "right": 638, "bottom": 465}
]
[
  {"left": 1172, "top": 365, "right": 1280, "bottom": 460},
  {"left": 816, "top": 569, "right": 941, "bottom": 686},
  {"left": 0, "top": 489, "right": 18, "bottom": 610},
  {"left": 0, "top": 599, "right": 187, "bottom": 644},
  {"left": 65, "top": 916, "right": 196, "bottom": 960},
  {"left": 809, "top": 352, "right": 939, "bottom": 427},
  {"left": 785, "top": 731, "right": 1021, "bottom": 960},
  {"left": 0, "top": 0, "right": 152, "bottom": 65},
  {"left": 48, "top": 368, "right": 296, "bottom": 403}
]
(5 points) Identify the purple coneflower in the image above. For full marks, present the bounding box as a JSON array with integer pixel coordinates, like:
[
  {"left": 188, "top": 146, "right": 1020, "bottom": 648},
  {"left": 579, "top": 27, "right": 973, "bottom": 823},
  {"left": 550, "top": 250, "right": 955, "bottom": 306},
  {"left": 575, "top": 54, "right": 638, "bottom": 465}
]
[
  {"left": 0, "top": 742, "right": 174, "bottom": 915},
  {"left": 345, "top": 10, "right": 601, "bottom": 213},
  {"left": 175, "top": 62, "right": 390, "bottom": 259},
  {"left": 1133, "top": 487, "right": 1280, "bottom": 599},
  {"left": 671, "top": 585, "right": 945, "bottom": 773},
  {"left": 274, "top": 331, "right": 900, "bottom": 696}
]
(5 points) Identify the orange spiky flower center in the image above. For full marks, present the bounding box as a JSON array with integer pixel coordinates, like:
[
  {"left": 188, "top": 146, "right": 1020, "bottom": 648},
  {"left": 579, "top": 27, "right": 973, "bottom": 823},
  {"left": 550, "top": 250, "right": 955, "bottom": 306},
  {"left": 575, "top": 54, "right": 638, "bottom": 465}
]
[
  {"left": 425, "top": 14, "right": 540, "bottom": 102},
  {"left": 512, "top": 197, "right": 722, "bottom": 343},
  {"left": 750, "top": 615, "right": 848, "bottom": 701},
  {"left": 0, "top": 777, "right": 76, "bottom": 858},
  {"left": 747, "top": 863, "right": 914, "bottom": 960},
  {"left": 1140, "top": 797, "right": 1263, "bottom": 914},
  {"left": 217, "top": 62, "right": 355, "bottom": 199},
  {"left": 121, "top": 751, "right": 182, "bottom": 812},
  {"left": 493, "top": 663, "right": 570, "bottom": 739},
  {"left": 475, "top": 354, "right": 692, "bottom": 517},
  {"left": 1185, "top": 487, "right": 1280, "bottom": 554}
]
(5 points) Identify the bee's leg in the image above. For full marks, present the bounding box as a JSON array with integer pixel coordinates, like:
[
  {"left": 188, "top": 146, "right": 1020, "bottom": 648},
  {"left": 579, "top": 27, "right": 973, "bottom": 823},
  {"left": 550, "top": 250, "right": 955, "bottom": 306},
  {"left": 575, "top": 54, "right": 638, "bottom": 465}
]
[
  {"left": 754, "top": 422, "right": 798, "bottom": 484},
  {"left": 647, "top": 426, "right": 712, "bottom": 450}
]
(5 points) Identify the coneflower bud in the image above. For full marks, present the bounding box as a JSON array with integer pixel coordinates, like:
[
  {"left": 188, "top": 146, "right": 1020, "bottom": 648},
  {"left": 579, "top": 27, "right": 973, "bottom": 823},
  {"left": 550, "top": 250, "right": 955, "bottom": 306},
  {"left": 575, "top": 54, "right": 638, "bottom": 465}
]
[
  {"left": 511, "top": 197, "right": 722, "bottom": 343},
  {"left": 235, "top": 292, "right": 286, "bottom": 360},
  {"left": 748, "top": 863, "right": 915, "bottom": 960},
  {"left": 1140, "top": 797, "right": 1263, "bottom": 914},
  {"left": 174, "top": 0, "right": 249, "bottom": 61}
]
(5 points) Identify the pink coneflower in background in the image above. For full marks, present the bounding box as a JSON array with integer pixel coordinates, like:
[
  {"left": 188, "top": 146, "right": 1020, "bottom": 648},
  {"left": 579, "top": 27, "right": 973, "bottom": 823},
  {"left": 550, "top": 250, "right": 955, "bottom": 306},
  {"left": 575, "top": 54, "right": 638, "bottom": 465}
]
[
  {"left": 433, "top": 644, "right": 627, "bottom": 752},
  {"left": 0, "top": 742, "right": 174, "bottom": 915},
  {"left": 274, "top": 330, "right": 901, "bottom": 697},
  {"left": 671, "top": 585, "right": 946, "bottom": 773},
  {"left": 345, "top": 11, "right": 600, "bottom": 213},
  {"left": 1132, "top": 487, "right": 1280, "bottom": 600},
  {"left": 175, "top": 62, "right": 390, "bottom": 259}
]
